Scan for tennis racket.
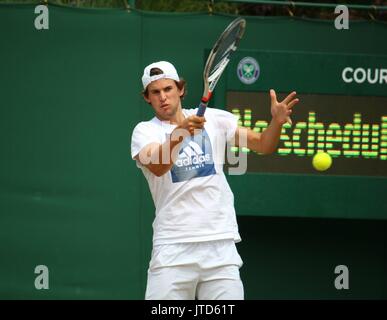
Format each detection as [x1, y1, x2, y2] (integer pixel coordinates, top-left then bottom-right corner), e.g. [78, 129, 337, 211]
[196, 18, 246, 117]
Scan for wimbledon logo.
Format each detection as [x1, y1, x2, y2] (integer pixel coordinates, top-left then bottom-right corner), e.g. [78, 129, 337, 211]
[237, 57, 260, 85]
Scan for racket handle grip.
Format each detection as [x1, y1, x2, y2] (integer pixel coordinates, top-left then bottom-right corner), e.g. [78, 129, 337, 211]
[197, 102, 208, 117]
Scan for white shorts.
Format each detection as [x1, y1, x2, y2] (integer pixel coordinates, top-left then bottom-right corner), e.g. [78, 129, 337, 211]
[145, 239, 244, 300]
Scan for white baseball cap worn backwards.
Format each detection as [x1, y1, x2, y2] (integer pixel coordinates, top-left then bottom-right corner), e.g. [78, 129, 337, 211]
[142, 61, 180, 90]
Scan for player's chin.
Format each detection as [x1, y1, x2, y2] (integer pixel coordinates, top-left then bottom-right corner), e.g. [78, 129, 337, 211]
[157, 109, 173, 120]
[162, 106, 176, 116]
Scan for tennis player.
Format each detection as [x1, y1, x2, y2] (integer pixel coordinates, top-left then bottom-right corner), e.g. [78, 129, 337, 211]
[131, 61, 299, 300]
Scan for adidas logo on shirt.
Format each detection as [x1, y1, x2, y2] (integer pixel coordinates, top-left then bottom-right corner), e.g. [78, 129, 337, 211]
[175, 141, 211, 168]
[170, 129, 216, 183]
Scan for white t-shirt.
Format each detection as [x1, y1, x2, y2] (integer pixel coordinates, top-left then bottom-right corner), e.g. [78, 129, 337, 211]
[131, 107, 241, 246]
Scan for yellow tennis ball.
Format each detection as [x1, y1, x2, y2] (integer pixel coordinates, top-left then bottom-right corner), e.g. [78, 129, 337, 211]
[312, 152, 332, 171]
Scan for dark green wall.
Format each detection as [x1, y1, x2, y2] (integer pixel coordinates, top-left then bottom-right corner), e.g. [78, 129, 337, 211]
[238, 216, 386, 299]
[0, 4, 386, 299]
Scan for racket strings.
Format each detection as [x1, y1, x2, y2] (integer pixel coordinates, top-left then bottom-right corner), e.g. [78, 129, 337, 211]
[211, 24, 244, 73]
[208, 58, 229, 83]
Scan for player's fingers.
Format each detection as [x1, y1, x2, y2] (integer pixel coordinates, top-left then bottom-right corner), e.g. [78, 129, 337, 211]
[193, 115, 206, 123]
[270, 89, 277, 105]
[282, 91, 297, 105]
[193, 119, 205, 127]
[189, 120, 204, 130]
[287, 98, 299, 109]
[194, 123, 204, 130]
[198, 117, 206, 123]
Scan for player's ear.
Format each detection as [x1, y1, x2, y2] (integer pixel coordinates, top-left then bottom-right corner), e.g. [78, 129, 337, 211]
[179, 86, 185, 99]
[143, 93, 151, 104]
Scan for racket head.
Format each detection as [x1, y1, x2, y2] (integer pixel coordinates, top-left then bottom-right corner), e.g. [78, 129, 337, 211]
[202, 17, 246, 101]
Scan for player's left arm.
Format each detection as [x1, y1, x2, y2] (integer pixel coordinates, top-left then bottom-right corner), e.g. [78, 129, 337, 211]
[234, 89, 299, 154]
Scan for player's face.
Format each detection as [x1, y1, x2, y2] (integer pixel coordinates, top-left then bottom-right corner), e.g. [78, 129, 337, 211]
[144, 79, 184, 120]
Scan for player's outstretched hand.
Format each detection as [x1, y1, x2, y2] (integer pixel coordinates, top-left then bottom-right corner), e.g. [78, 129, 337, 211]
[270, 89, 299, 125]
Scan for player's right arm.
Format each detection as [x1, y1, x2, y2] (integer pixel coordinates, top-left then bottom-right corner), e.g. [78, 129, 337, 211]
[135, 115, 205, 177]
[135, 139, 182, 177]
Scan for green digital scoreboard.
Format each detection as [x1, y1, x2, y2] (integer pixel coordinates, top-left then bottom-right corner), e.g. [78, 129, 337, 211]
[224, 50, 387, 178]
[227, 92, 387, 176]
